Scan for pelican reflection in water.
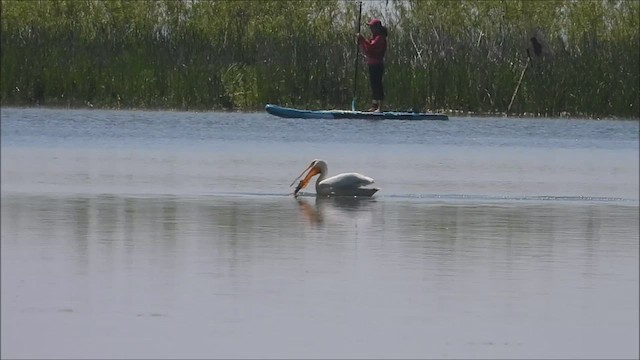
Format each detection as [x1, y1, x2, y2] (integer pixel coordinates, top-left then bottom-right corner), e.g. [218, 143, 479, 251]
[296, 196, 376, 226]
[290, 159, 379, 197]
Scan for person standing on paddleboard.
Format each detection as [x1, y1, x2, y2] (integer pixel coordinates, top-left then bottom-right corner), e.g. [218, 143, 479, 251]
[357, 18, 387, 112]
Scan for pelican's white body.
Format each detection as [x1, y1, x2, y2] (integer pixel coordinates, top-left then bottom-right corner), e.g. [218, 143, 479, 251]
[316, 171, 377, 197]
[292, 160, 379, 197]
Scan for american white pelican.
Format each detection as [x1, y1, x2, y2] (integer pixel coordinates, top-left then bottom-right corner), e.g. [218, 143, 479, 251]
[290, 159, 379, 197]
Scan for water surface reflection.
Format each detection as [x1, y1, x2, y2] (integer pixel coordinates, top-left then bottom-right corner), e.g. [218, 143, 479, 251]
[1, 194, 638, 359]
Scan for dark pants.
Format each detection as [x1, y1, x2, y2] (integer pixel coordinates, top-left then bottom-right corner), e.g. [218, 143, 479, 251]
[368, 63, 384, 101]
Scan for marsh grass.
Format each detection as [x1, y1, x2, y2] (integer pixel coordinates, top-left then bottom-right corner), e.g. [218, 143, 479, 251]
[1, 0, 638, 117]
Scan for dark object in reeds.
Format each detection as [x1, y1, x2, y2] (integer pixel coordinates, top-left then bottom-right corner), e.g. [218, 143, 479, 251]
[530, 37, 543, 57]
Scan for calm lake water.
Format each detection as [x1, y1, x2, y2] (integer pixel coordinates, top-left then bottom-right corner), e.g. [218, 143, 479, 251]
[1, 107, 638, 359]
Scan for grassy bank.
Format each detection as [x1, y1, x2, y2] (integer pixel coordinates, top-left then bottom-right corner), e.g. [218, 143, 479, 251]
[1, 0, 638, 118]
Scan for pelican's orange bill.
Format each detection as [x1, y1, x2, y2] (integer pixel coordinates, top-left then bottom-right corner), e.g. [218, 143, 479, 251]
[293, 180, 305, 196]
[290, 162, 314, 187]
[293, 166, 321, 196]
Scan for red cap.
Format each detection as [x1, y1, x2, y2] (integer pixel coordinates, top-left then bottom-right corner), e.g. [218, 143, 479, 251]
[367, 18, 381, 26]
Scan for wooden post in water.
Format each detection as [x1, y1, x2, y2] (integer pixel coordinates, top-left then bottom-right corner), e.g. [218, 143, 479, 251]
[507, 55, 530, 115]
[507, 37, 543, 116]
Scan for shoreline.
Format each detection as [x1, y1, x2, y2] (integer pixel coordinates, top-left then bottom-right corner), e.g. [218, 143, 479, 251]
[1, 103, 637, 121]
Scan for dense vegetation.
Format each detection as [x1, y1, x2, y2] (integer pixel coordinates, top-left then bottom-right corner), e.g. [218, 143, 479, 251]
[1, 0, 638, 117]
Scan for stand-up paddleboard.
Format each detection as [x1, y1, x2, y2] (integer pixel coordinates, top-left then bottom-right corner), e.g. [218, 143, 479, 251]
[265, 104, 448, 121]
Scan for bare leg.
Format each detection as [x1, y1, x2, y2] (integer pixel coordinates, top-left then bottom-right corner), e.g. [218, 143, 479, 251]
[367, 100, 378, 112]
[374, 100, 383, 112]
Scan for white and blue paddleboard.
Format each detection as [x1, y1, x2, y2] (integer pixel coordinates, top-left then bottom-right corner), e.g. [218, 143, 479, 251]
[265, 104, 448, 120]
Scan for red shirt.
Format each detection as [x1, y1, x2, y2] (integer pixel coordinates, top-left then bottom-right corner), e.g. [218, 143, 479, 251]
[359, 34, 386, 65]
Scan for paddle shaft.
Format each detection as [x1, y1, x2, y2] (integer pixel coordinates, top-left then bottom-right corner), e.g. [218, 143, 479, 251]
[351, 1, 362, 111]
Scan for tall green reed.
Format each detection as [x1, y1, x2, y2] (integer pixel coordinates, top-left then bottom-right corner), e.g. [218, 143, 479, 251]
[1, 0, 637, 117]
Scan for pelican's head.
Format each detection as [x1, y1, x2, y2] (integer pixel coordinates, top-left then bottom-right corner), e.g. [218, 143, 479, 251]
[290, 159, 327, 196]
